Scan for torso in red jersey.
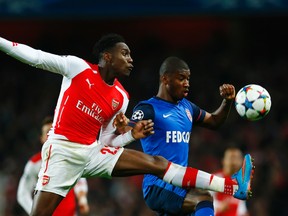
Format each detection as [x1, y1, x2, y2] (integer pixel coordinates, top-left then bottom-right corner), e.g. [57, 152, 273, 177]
[48, 60, 129, 145]
[214, 171, 247, 216]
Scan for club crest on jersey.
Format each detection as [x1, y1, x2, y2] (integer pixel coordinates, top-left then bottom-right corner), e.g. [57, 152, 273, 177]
[112, 98, 120, 110]
[185, 109, 192, 122]
[42, 175, 50, 186]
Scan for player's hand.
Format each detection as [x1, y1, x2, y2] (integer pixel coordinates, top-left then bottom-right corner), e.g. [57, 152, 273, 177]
[113, 112, 130, 134]
[131, 119, 154, 139]
[219, 84, 235, 101]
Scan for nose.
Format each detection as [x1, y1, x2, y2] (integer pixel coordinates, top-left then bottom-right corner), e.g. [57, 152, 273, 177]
[127, 55, 133, 63]
[184, 79, 189, 87]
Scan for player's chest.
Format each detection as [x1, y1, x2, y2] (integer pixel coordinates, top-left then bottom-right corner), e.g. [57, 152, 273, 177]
[155, 105, 193, 130]
[69, 71, 124, 117]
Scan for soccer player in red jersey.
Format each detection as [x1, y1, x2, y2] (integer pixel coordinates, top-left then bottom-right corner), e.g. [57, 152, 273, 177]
[17, 116, 90, 215]
[213, 147, 249, 216]
[0, 34, 253, 216]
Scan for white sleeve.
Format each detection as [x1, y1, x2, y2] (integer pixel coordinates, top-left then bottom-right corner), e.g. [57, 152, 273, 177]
[99, 111, 135, 147]
[17, 161, 39, 214]
[106, 130, 136, 147]
[74, 178, 88, 195]
[0, 37, 86, 78]
[99, 112, 136, 147]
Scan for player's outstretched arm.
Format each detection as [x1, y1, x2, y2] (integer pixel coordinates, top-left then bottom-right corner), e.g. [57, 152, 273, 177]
[0, 37, 49, 66]
[0, 36, 74, 76]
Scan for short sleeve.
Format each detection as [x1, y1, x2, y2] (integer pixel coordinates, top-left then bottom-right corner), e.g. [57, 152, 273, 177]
[129, 103, 154, 126]
[190, 102, 206, 123]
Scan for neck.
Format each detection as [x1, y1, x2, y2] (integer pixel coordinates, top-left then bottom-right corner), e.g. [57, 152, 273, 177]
[98, 65, 115, 85]
[157, 89, 177, 103]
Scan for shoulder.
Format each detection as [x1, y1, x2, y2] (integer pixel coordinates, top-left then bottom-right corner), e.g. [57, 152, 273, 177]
[130, 100, 155, 122]
[181, 98, 195, 108]
[114, 78, 129, 99]
[64, 56, 93, 78]
[29, 152, 42, 163]
[133, 100, 155, 115]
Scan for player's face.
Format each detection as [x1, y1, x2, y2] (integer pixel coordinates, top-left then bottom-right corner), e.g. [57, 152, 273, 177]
[109, 42, 133, 77]
[165, 70, 190, 101]
[223, 149, 243, 175]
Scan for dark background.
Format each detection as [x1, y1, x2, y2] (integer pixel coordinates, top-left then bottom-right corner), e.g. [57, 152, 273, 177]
[0, 1, 288, 215]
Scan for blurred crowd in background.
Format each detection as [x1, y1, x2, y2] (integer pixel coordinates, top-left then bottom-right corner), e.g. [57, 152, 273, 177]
[0, 7, 288, 216]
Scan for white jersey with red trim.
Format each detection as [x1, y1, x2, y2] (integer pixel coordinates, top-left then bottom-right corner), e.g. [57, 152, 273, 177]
[0, 37, 129, 145]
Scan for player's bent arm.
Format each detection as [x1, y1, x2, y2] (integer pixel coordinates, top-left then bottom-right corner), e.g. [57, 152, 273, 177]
[17, 161, 38, 214]
[199, 83, 235, 129]
[0, 37, 86, 78]
[100, 121, 135, 147]
[100, 120, 154, 147]
[199, 98, 234, 129]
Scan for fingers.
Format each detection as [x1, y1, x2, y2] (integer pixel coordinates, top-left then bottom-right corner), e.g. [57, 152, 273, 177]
[142, 119, 155, 135]
[219, 84, 235, 100]
[113, 112, 129, 127]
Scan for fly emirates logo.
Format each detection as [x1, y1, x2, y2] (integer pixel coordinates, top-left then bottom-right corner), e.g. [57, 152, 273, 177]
[166, 131, 191, 143]
[76, 100, 104, 123]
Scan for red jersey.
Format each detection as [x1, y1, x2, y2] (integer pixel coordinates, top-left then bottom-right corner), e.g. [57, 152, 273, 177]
[49, 61, 129, 145]
[213, 171, 248, 216]
[0, 39, 129, 145]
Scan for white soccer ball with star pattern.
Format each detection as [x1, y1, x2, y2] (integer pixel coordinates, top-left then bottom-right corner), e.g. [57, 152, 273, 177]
[235, 84, 271, 121]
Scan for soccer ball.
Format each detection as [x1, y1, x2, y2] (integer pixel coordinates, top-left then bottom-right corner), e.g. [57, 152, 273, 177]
[235, 84, 271, 121]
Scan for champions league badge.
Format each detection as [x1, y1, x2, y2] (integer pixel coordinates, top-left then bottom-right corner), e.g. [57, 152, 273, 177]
[132, 110, 144, 120]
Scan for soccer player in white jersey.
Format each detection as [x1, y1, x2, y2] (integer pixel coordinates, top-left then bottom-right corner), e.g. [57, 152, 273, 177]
[0, 34, 253, 216]
[17, 116, 90, 215]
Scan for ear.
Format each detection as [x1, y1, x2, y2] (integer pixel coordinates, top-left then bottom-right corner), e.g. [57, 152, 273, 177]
[103, 52, 112, 63]
[161, 74, 169, 85]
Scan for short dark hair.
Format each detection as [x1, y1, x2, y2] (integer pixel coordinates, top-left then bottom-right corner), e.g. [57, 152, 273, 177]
[93, 33, 126, 62]
[159, 56, 189, 75]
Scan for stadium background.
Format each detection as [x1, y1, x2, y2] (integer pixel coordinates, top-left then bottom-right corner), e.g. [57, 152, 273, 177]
[0, 0, 288, 215]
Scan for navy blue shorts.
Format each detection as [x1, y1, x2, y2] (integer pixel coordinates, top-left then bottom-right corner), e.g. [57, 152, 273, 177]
[145, 185, 194, 216]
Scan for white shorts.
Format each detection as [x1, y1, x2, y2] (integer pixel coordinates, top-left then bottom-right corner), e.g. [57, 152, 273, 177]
[35, 139, 124, 197]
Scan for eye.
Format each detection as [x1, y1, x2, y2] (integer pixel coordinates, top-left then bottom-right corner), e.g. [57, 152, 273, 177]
[121, 50, 130, 57]
[179, 75, 189, 81]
